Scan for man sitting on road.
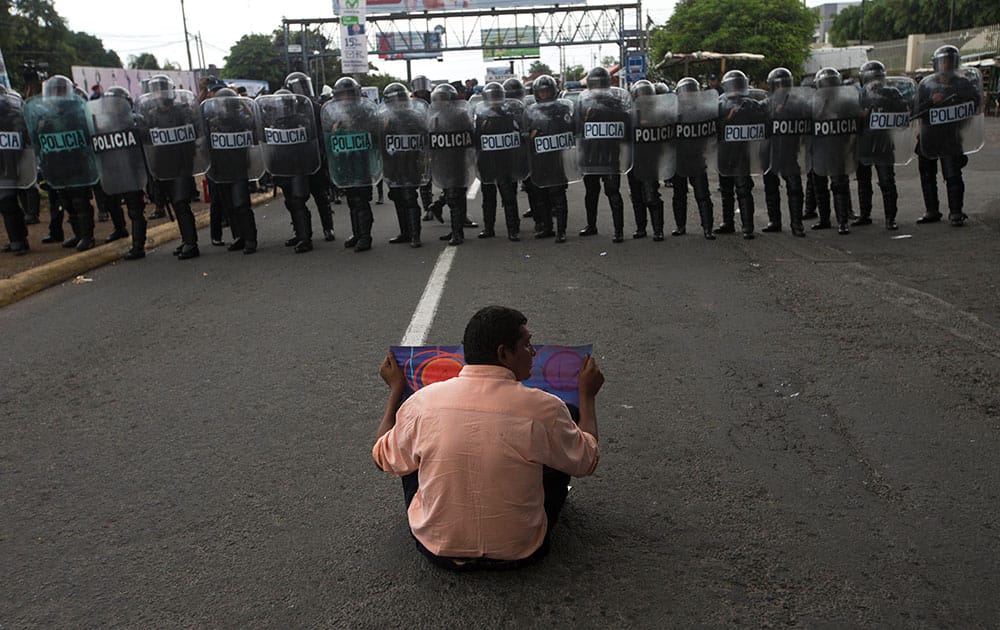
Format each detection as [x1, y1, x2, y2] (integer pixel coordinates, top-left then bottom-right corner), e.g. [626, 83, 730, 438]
[373, 306, 604, 570]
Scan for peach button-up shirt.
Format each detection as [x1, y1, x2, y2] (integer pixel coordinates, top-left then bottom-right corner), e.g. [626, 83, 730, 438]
[373, 364, 600, 560]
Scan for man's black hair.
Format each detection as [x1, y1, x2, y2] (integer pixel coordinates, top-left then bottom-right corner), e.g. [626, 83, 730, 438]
[463, 306, 527, 365]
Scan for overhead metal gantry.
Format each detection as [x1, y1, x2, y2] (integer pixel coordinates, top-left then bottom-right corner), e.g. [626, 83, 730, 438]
[282, 3, 643, 76]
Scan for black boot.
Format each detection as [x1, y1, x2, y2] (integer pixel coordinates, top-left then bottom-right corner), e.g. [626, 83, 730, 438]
[353, 195, 374, 251]
[175, 205, 200, 259]
[788, 176, 805, 237]
[124, 204, 147, 260]
[945, 176, 966, 226]
[390, 204, 411, 243]
[62, 213, 81, 248]
[105, 201, 129, 241]
[407, 204, 422, 248]
[883, 187, 899, 231]
[76, 207, 97, 251]
[447, 192, 465, 246]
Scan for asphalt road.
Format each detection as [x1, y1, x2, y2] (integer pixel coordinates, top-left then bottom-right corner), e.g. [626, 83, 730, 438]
[2, 125, 999, 627]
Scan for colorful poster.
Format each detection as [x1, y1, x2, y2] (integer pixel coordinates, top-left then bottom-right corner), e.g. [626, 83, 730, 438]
[389, 344, 592, 407]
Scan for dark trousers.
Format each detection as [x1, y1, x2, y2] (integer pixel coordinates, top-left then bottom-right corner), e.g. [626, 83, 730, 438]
[719, 175, 755, 234]
[583, 174, 624, 233]
[0, 194, 28, 245]
[917, 152, 967, 218]
[400, 403, 580, 571]
[856, 162, 898, 221]
[763, 171, 804, 230]
[627, 172, 664, 234]
[481, 180, 520, 233]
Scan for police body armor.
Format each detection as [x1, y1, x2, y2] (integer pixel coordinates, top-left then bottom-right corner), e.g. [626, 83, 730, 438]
[674, 91, 718, 179]
[23, 91, 99, 189]
[475, 97, 529, 184]
[255, 93, 322, 177]
[717, 91, 768, 176]
[525, 97, 580, 188]
[88, 96, 148, 194]
[576, 86, 632, 175]
[379, 97, 429, 188]
[859, 76, 916, 166]
[632, 92, 677, 182]
[136, 88, 209, 180]
[0, 92, 37, 196]
[321, 95, 383, 188]
[811, 85, 862, 177]
[917, 67, 984, 159]
[202, 94, 264, 183]
[765, 86, 812, 178]
[428, 98, 475, 189]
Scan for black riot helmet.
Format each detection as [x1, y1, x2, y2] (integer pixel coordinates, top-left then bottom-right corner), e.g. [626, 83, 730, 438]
[533, 74, 558, 102]
[431, 83, 459, 103]
[274, 88, 292, 95]
[932, 45, 960, 76]
[215, 87, 238, 98]
[411, 75, 432, 94]
[654, 82, 671, 95]
[586, 66, 611, 89]
[502, 78, 525, 100]
[147, 74, 175, 98]
[675, 77, 701, 94]
[630, 79, 655, 98]
[104, 85, 131, 102]
[42, 74, 75, 98]
[814, 66, 842, 88]
[285, 72, 314, 97]
[766, 67, 794, 91]
[382, 82, 410, 104]
[483, 81, 505, 103]
[859, 61, 886, 86]
[333, 76, 361, 101]
[721, 70, 750, 96]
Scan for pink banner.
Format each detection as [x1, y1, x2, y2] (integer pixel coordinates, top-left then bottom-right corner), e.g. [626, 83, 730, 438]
[71, 66, 198, 102]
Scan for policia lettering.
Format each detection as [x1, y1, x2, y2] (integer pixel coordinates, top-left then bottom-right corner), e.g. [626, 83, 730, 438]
[263, 127, 307, 145]
[91, 130, 139, 153]
[39, 130, 87, 153]
[327, 132, 373, 153]
[429, 131, 473, 149]
[0, 131, 23, 149]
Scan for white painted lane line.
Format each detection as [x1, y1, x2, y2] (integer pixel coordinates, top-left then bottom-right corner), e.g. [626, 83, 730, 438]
[400, 246, 457, 345]
[467, 177, 481, 200]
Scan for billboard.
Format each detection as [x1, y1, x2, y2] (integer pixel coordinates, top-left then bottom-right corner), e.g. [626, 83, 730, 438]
[481, 27, 540, 61]
[376, 31, 444, 60]
[335, 0, 582, 12]
[71, 66, 198, 101]
[339, 0, 369, 74]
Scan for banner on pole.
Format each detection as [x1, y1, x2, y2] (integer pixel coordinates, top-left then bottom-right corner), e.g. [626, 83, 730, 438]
[338, 0, 369, 74]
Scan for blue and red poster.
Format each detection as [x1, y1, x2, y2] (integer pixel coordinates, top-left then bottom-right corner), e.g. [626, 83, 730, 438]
[389, 345, 592, 407]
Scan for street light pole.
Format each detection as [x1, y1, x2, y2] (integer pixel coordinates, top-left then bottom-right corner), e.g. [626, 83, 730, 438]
[180, 0, 194, 71]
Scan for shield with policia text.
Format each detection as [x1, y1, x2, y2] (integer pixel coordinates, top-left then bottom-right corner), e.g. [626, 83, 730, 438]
[321, 95, 383, 188]
[202, 94, 264, 184]
[525, 97, 580, 188]
[475, 97, 529, 184]
[632, 92, 677, 181]
[379, 97, 429, 188]
[917, 67, 984, 159]
[87, 95, 147, 194]
[859, 76, 916, 166]
[428, 98, 475, 189]
[255, 93, 322, 177]
[811, 85, 861, 177]
[0, 91, 37, 194]
[136, 88, 209, 180]
[23, 90, 99, 189]
[764, 86, 812, 177]
[576, 86, 632, 175]
[673, 90, 717, 179]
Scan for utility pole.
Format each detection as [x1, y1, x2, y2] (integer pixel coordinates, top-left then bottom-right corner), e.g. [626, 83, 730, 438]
[180, 0, 194, 71]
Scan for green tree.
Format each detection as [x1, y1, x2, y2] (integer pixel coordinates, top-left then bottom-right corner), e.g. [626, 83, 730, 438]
[127, 53, 160, 70]
[223, 33, 285, 91]
[359, 71, 407, 94]
[648, 0, 818, 83]
[2, 0, 77, 90]
[600, 55, 618, 67]
[528, 60, 553, 76]
[70, 31, 122, 68]
[830, 0, 1000, 46]
[563, 64, 586, 82]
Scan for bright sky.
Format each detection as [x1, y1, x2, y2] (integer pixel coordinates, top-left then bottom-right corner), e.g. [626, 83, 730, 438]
[55, 0, 830, 85]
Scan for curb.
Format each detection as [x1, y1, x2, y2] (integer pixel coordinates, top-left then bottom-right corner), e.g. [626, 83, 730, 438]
[0, 192, 276, 308]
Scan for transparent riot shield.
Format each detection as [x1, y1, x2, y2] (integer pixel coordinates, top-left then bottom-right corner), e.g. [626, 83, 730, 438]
[379, 99, 429, 188]
[202, 95, 264, 183]
[0, 93, 37, 190]
[632, 93, 677, 182]
[811, 85, 861, 177]
[674, 91, 718, 179]
[576, 87, 632, 175]
[321, 97, 383, 188]
[255, 93, 322, 177]
[23, 93, 99, 189]
[858, 76, 916, 166]
[917, 67, 984, 159]
[475, 98, 529, 184]
[765, 86, 812, 177]
[87, 96, 147, 194]
[717, 95, 768, 177]
[525, 98, 580, 188]
[428, 99, 475, 189]
[136, 89, 209, 180]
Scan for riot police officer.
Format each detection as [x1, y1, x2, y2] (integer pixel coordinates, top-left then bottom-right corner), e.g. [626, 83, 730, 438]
[716, 70, 766, 239]
[671, 77, 716, 239]
[916, 45, 982, 226]
[524, 74, 577, 243]
[428, 83, 475, 245]
[322, 76, 380, 252]
[810, 67, 860, 235]
[0, 85, 33, 255]
[627, 80, 670, 241]
[475, 81, 524, 241]
[380, 82, 427, 247]
[577, 66, 631, 242]
[284, 72, 336, 245]
[762, 67, 809, 236]
[854, 61, 909, 230]
[411, 75, 443, 224]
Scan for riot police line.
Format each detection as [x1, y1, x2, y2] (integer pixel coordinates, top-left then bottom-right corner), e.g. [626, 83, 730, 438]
[0, 45, 985, 261]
